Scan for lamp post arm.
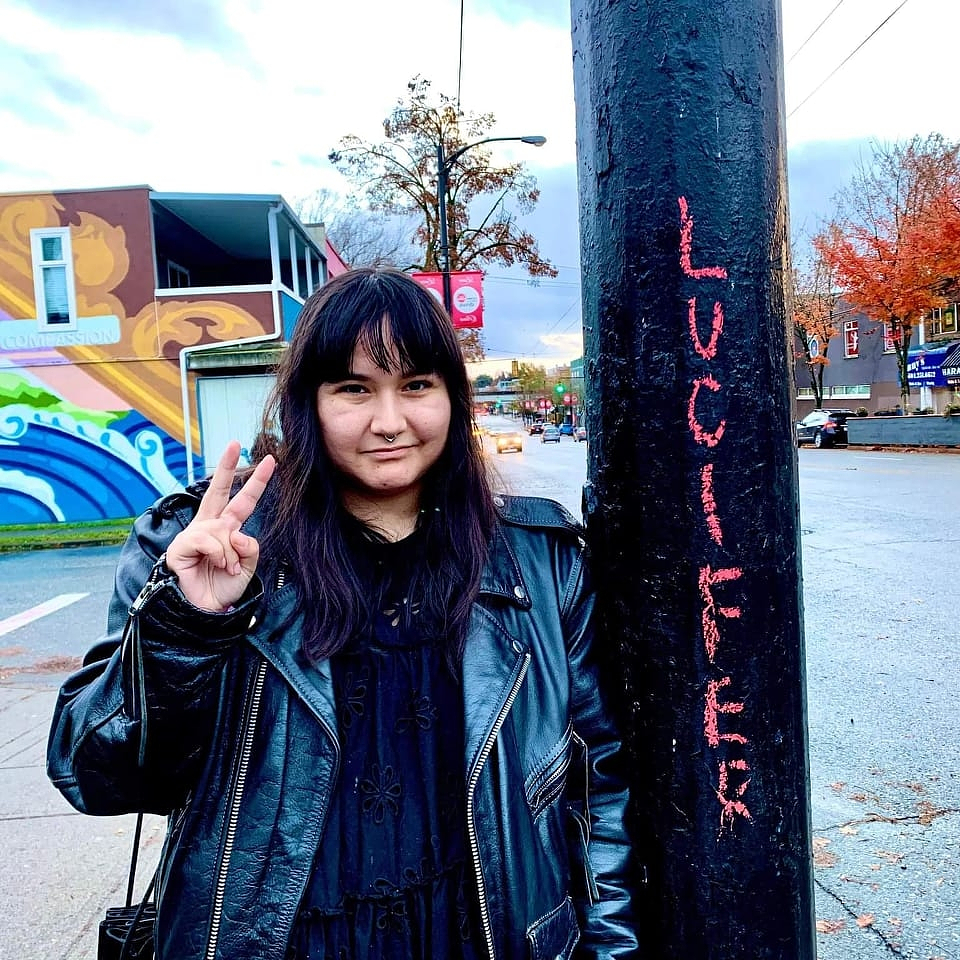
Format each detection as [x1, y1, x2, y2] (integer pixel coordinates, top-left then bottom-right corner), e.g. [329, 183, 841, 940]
[436, 133, 544, 316]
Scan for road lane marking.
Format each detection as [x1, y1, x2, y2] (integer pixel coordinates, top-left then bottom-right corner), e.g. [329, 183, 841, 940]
[0, 593, 89, 637]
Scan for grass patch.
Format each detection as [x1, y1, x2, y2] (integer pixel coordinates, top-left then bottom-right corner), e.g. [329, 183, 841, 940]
[0, 518, 134, 553]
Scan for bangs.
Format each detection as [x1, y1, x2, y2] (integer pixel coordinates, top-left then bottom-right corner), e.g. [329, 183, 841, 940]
[304, 271, 462, 384]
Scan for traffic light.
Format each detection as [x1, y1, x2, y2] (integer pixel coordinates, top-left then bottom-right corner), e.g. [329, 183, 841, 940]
[554, 382, 565, 395]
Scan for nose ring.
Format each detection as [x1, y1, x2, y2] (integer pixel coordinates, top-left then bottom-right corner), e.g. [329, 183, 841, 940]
[383, 434, 397, 443]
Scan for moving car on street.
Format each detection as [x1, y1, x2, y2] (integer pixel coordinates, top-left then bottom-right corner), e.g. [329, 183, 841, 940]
[541, 425, 562, 443]
[795, 409, 852, 448]
[574, 426, 587, 442]
[559, 423, 574, 437]
[493, 430, 524, 454]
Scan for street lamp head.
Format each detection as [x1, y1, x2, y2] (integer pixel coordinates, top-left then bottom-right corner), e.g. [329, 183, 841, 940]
[521, 136, 547, 147]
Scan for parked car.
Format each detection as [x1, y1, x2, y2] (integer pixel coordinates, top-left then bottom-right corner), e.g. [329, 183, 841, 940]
[574, 425, 587, 442]
[528, 421, 545, 435]
[541, 425, 562, 443]
[493, 430, 524, 454]
[795, 409, 852, 448]
[558, 423, 574, 437]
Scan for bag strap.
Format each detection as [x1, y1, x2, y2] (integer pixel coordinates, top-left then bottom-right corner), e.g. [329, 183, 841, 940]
[119, 813, 159, 960]
[124, 813, 144, 907]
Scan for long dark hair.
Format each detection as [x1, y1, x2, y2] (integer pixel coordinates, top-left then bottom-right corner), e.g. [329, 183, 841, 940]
[259, 267, 496, 662]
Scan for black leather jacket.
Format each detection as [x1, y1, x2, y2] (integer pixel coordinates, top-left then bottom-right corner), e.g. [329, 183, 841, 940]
[47, 486, 637, 960]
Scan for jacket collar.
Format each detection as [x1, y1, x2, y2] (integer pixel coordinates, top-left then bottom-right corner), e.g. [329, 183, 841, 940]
[478, 517, 532, 610]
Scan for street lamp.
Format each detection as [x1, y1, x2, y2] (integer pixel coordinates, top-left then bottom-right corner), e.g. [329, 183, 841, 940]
[436, 134, 546, 313]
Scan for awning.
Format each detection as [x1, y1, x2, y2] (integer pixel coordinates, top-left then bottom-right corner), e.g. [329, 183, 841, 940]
[942, 341, 960, 384]
[907, 340, 960, 387]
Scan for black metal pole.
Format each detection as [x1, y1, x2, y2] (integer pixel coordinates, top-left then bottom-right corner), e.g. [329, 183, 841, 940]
[437, 142, 453, 314]
[571, 1, 815, 957]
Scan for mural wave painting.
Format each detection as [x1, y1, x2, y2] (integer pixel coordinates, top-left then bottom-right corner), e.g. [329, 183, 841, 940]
[0, 405, 193, 523]
[0, 466, 64, 523]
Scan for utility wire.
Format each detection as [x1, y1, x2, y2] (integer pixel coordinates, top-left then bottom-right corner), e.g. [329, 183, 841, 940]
[786, 0, 847, 64]
[787, 0, 913, 119]
[456, 0, 465, 113]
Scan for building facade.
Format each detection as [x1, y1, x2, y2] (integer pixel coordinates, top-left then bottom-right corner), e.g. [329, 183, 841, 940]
[0, 186, 342, 524]
[794, 304, 960, 417]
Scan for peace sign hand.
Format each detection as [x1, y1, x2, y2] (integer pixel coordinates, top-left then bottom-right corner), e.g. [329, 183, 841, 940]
[165, 442, 277, 613]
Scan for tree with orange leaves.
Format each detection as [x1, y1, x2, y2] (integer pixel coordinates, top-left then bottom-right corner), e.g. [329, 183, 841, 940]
[792, 236, 842, 409]
[816, 134, 960, 410]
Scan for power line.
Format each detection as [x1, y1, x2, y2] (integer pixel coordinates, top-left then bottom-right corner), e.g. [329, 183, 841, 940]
[456, 0, 465, 113]
[787, 0, 913, 119]
[786, 0, 847, 64]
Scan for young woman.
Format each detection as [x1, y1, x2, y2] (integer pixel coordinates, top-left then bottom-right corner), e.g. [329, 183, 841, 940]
[47, 268, 637, 959]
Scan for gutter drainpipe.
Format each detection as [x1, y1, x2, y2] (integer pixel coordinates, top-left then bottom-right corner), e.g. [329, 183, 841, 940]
[179, 202, 285, 485]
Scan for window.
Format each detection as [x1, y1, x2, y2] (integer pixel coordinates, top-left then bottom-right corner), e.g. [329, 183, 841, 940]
[30, 228, 77, 329]
[883, 323, 897, 354]
[932, 304, 958, 336]
[830, 384, 870, 398]
[843, 319, 859, 358]
[167, 261, 191, 288]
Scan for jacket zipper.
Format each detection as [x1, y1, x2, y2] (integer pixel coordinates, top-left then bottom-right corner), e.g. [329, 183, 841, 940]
[204, 564, 284, 959]
[466, 651, 530, 960]
[531, 744, 573, 815]
[205, 658, 267, 960]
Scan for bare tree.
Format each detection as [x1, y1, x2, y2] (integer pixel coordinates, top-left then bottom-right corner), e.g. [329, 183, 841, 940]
[293, 188, 415, 269]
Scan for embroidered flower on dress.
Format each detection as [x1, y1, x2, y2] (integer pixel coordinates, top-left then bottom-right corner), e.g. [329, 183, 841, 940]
[339, 666, 369, 729]
[395, 691, 437, 733]
[374, 896, 408, 932]
[382, 596, 421, 628]
[360, 763, 402, 823]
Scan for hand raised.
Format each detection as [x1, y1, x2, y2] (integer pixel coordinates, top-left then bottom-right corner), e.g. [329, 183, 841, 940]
[165, 442, 277, 612]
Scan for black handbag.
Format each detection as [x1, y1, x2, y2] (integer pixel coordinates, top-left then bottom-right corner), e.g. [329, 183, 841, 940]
[97, 813, 157, 960]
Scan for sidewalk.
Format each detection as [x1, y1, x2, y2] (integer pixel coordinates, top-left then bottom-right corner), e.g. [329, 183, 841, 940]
[0, 682, 163, 960]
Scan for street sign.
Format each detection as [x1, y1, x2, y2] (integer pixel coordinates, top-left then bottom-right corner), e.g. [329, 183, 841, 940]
[571, 394, 579, 404]
[563, 393, 571, 404]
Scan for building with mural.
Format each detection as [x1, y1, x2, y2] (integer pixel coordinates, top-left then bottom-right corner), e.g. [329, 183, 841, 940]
[0, 186, 344, 524]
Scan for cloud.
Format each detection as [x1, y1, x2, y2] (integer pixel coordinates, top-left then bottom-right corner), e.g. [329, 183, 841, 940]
[10, 0, 249, 55]
[481, 0, 569, 27]
[0, 41, 108, 127]
[787, 138, 871, 239]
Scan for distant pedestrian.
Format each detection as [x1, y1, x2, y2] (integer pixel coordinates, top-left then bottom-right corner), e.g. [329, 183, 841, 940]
[47, 267, 638, 959]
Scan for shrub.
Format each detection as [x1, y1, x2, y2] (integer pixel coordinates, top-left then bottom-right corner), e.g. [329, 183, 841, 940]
[855, 406, 869, 417]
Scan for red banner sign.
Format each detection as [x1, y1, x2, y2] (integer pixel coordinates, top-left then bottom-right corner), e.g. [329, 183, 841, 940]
[411, 271, 484, 329]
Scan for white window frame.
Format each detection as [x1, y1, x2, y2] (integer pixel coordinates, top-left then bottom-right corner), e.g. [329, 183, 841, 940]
[30, 227, 77, 331]
[883, 322, 896, 354]
[843, 319, 859, 358]
[167, 260, 191, 288]
[932, 304, 958, 336]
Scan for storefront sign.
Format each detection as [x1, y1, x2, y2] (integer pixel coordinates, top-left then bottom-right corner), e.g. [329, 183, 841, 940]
[907, 341, 959, 387]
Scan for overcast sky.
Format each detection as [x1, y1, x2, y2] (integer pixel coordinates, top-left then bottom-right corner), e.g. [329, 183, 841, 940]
[1, 0, 955, 372]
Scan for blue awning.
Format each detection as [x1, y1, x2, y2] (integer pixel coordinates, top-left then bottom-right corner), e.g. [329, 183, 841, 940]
[942, 341, 960, 384]
[907, 340, 960, 387]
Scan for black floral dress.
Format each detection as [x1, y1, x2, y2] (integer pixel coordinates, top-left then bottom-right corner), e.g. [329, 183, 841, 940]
[287, 526, 483, 960]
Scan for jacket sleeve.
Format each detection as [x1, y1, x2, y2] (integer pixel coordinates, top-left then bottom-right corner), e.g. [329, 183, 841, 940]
[46, 494, 262, 816]
[563, 544, 640, 959]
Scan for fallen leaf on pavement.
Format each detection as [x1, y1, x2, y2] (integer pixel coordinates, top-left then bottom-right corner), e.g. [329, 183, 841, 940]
[856, 914, 875, 928]
[874, 850, 904, 865]
[816, 919, 847, 934]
